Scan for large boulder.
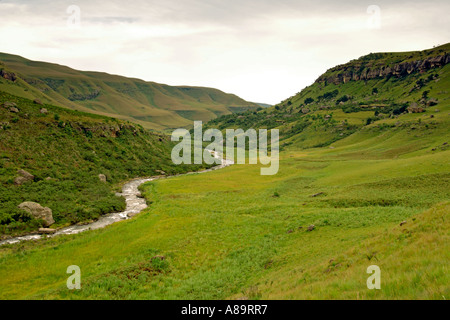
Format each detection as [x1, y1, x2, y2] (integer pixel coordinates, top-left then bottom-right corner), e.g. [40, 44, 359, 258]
[18, 202, 55, 227]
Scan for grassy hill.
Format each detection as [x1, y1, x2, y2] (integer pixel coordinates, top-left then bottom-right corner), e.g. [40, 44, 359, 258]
[0, 53, 259, 131]
[0, 91, 210, 237]
[0, 44, 448, 300]
[206, 43, 449, 151]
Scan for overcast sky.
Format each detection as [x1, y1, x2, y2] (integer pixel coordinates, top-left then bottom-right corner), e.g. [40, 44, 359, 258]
[0, 0, 449, 104]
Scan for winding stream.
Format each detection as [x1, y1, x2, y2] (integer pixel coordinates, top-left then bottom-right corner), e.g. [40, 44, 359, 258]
[0, 150, 233, 246]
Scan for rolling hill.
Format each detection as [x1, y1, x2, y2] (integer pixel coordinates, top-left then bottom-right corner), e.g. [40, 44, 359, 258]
[0, 53, 259, 131]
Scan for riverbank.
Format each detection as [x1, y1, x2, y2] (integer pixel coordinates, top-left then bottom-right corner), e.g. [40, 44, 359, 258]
[0, 150, 233, 246]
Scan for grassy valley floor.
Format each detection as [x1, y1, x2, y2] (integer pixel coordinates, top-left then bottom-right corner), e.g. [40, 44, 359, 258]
[0, 129, 448, 299]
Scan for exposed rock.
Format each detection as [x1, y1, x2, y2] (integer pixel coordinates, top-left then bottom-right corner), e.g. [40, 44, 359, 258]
[0, 69, 17, 82]
[14, 176, 30, 186]
[307, 225, 316, 232]
[14, 169, 34, 185]
[39, 228, 56, 234]
[18, 169, 34, 180]
[9, 107, 19, 113]
[301, 108, 310, 114]
[400, 221, 407, 227]
[316, 53, 450, 85]
[98, 174, 107, 182]
[1, 101, 17, 108]
[18, 202, 54, 227]
[33, 99, 43, 105]
[40, 108, 48, 114]
[407, 104, 425, 113]
[156, 170, 166, 175]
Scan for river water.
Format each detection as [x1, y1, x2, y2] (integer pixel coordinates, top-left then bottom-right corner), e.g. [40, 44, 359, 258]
[0, 150, 233, 246]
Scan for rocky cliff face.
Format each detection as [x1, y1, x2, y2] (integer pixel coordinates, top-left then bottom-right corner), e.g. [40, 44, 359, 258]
[316, 53, 450, 85]
[0, 69, 17, 82]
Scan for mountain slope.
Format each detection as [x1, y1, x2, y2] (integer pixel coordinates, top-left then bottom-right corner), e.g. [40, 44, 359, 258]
[205, 43, 450, 153]
[0, 91, 210, 236]
[0, 53, 259, 131]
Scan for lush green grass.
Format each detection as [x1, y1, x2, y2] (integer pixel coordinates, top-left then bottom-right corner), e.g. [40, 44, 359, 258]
[0, 44, 448, 300]
[0, 125, 448, 299]
[0, 91, 210, 236]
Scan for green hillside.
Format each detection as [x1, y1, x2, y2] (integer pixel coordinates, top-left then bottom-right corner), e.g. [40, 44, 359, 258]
[0, 53, 259, 131]
[206, 43, 450, 151]
[0, 91, 210, 237]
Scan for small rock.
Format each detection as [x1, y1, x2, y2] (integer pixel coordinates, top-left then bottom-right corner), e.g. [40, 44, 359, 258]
[14, 176, 30, 186]
[18, 169, 34, 180]
[18, 202, 54, 227]
[307, 225, 316, 232]
[39, 228, 56, 234]
[287, 229, 293, 234]
[14, 169, 34, 185]
[1, 101, 17, 108]
[98, 174, 107, 182]
[400, 221, 407, 227]
[33, 99, 43, 105]
[9, 107, 19, 113]
[40, 108, 48, 114]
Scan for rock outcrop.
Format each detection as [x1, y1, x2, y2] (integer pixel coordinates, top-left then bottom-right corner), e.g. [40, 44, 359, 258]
[18, 202, 55, 227]
[316, 53, 450, 85]
[0, 69, 17, 82]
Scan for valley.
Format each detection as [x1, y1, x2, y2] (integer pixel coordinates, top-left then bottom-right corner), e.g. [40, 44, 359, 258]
[0, 43, 448, 300]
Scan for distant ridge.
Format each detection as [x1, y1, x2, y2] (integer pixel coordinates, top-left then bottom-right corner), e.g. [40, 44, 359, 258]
[0, 53, 259, 131]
